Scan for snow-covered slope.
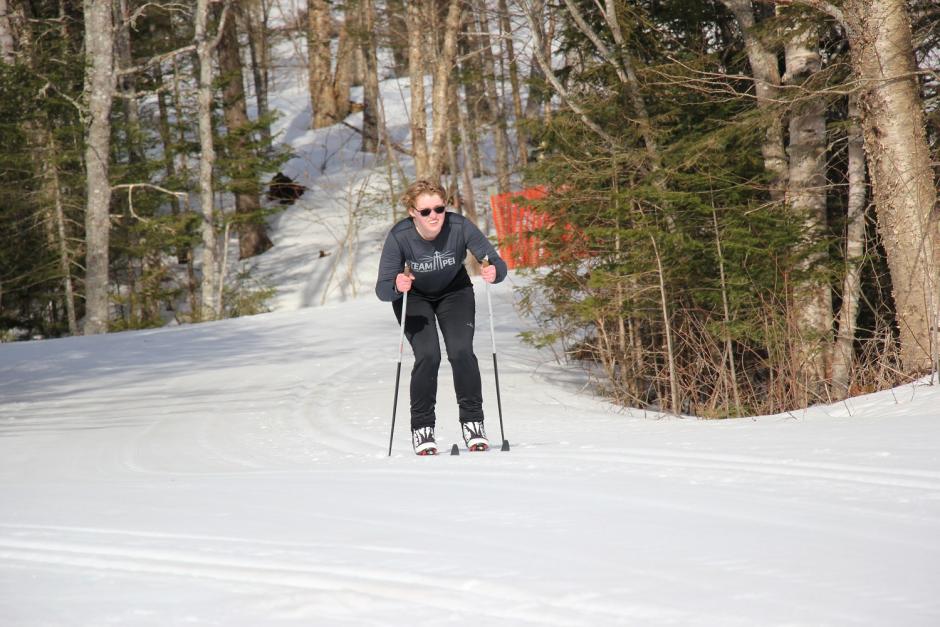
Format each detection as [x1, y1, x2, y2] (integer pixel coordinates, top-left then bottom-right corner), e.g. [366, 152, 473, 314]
[2, 278, 939, 626]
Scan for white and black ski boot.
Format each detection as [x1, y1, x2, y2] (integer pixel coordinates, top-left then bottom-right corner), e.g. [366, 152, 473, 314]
[412, 426, 438, 456]
[461, 421, 489, 452]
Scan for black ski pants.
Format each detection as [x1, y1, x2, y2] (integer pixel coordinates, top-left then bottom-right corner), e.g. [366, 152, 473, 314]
[393, 286, 483, 429]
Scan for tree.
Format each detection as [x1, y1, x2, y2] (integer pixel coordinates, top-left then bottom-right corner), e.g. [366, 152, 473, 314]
[0, 0, 16, 64]
[357, 0, 382, 152]
[789, 0, 940, 374]
[82, 0, 116, 335]
[308, 0, 352, 129]
[718, 0, 787, 201]
[427, 0, 462, 183]
[239, 0, 273, 148]
[831, 94, 867, 397]
[474, 0, 510, 192]
[407, 0, 429, 177]
[782, 11, 831, 401]
[195, 0, 223, 319]
[840, 0, 939, 375]
[216, 4, 273, 259]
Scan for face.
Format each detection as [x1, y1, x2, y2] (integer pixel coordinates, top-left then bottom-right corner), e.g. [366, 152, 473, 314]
[410, 193, 447, 240]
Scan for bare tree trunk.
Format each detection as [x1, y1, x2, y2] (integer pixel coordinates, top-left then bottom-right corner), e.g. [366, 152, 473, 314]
[407, 0, 429, 178]
[542, 9, 555, 126]
[33, 123, 79, 335]
[784, 25, 831, 401]
[427, 0, 462, 182]
[832, 94, 867, 398]
[712, 209, 742, 414]
[154, 63, 183, 222]
[497, 0, 526, 166]
[843, 0, 939, 374]
[457, 33, 483, 177]
[114, 0, 142, 163]
[520, 0, 618, 147]
[523, 0, 546, 119]
[333, 15, 353, 121]
[240, 0, 271, 147]
[720, 0, 788, 201]
[386, 0, 409, 75]
[170, 55, 199, 313]
[475, 0, 510, 192]
[359, 0, 381, 152]
[596, 0, 660, 169]
[651, 236, 679, 414]
[217, 6, 273, 259]
[195, 0, 222, 319]
[82, 0, 115, 335]
[0, 0, 16, 63]
[308, 0, 336, 128]
[452, 79, 478, 223]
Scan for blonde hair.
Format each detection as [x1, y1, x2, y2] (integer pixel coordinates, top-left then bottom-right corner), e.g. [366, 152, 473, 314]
[400, 179, 448, 212]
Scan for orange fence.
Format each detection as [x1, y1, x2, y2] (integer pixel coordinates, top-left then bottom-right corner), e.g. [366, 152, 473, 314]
[489, 186, 550, 269]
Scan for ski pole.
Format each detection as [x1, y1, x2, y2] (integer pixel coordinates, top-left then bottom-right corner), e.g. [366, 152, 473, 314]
[388, 263, 411, 457]
[482, 257, 510, 451]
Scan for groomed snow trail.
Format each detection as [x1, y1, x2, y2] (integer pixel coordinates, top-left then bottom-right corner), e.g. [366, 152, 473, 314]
[1, 278, 939, 626]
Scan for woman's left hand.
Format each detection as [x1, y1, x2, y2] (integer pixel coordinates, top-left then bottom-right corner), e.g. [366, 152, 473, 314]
[481, 264, 497, 284]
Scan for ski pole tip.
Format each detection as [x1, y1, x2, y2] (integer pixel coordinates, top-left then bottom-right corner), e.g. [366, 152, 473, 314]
[450, 443, 460, 456]
[501, 439, 510, 452]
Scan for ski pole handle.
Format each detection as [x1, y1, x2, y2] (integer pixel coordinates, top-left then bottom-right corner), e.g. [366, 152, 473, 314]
[397, 263, 411, 358]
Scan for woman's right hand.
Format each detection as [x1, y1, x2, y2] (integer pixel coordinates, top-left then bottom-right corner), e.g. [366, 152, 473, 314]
[395, 272, 414, 293]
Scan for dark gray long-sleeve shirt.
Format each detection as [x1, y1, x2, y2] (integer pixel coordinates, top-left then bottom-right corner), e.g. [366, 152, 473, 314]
[375, 213, 508, 302]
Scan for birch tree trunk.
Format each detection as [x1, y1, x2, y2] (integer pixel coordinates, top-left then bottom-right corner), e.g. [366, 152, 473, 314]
[82, 0, 115, 335]
[407, 0, 429, 178]
[832, 94, 867, 398]
[475, 0, 510, 193]
[784, 25, 831, 400]
[843, 0, 938, 374]
[217, 8, 273, 259]
[427, 0, 462, 183]
[720, 0, 788, 201]
[195, 0, 221, 319]
[0, 0, 16, 63]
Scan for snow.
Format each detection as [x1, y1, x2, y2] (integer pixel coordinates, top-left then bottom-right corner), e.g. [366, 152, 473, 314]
[3, 19, 940, 627]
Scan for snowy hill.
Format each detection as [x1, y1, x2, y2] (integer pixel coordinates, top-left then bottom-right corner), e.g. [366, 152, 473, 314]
[2, 21, 940, 627]
[2, 279, 940, 625]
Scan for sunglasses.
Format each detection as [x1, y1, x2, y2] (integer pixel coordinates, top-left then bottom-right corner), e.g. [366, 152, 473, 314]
[417, 205, 446, 217]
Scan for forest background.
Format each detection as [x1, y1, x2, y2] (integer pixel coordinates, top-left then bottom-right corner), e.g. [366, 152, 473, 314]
[0, 0, 937, 418]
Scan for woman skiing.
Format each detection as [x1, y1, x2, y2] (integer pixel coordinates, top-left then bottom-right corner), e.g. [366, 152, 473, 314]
[376, 180, 507, 455]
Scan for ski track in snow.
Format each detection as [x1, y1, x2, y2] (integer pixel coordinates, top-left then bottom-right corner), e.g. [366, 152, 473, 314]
[0, 525, 702, 625]
[2, 289, 940, 625]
